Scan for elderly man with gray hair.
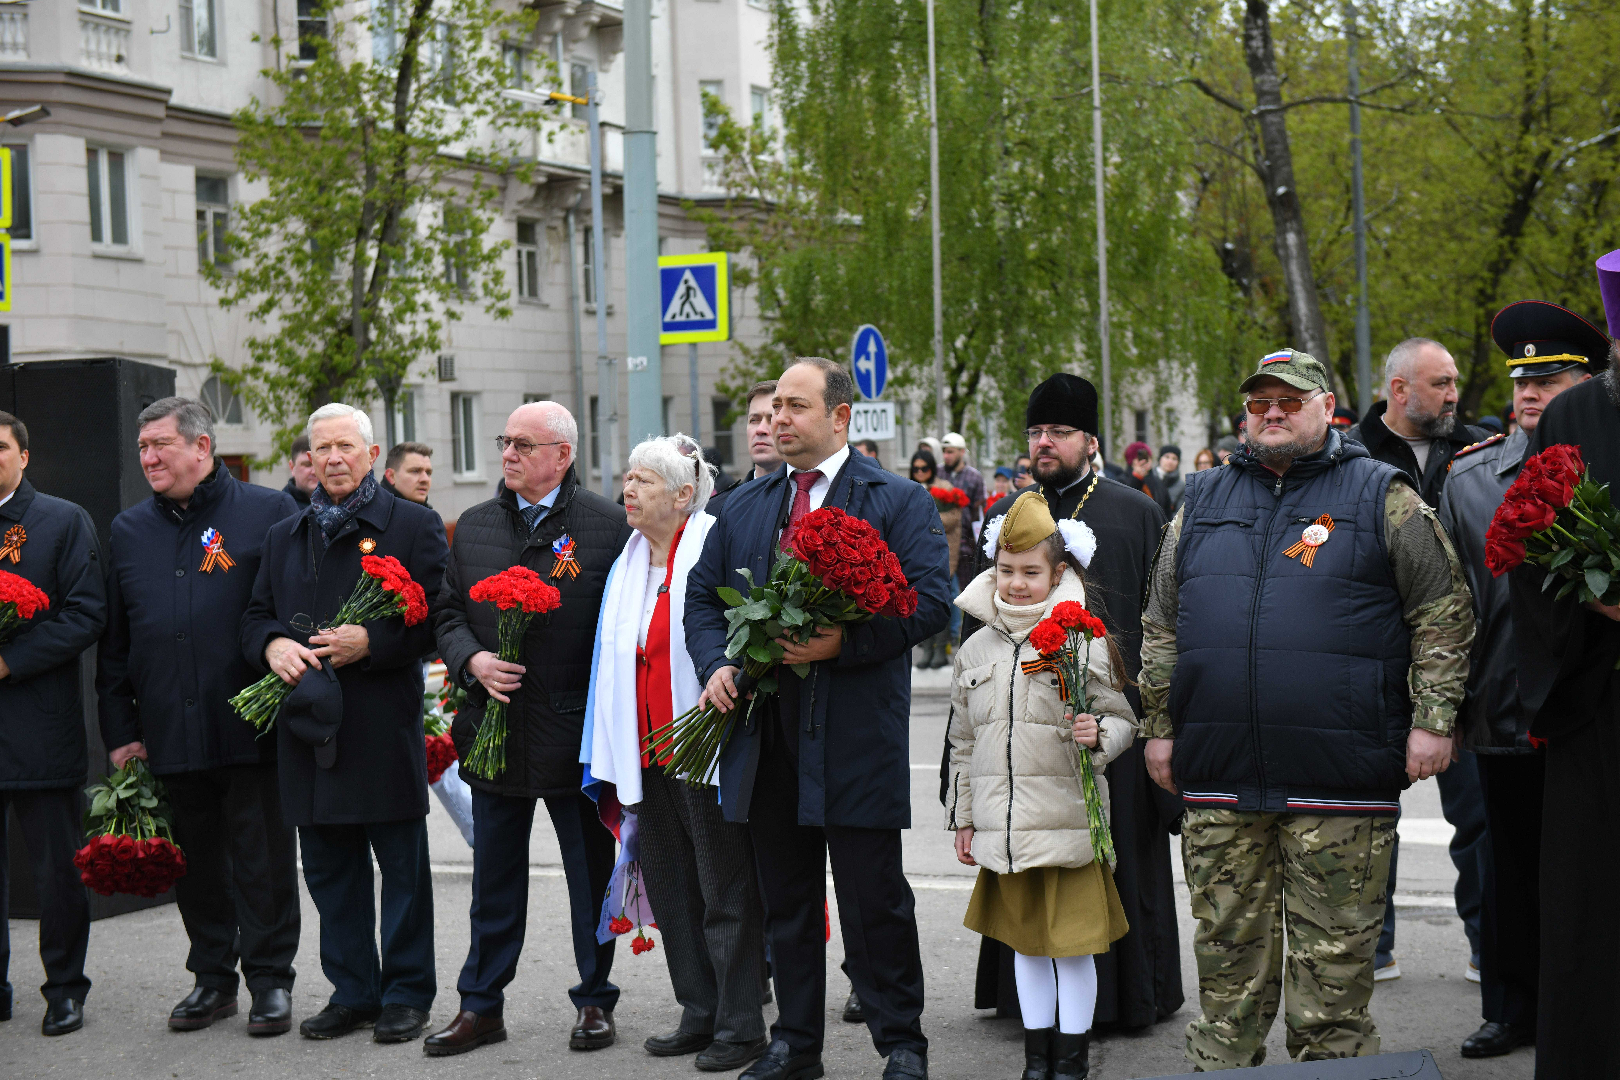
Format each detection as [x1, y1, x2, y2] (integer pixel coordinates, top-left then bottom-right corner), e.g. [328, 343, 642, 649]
[240, 402, 449, 1045]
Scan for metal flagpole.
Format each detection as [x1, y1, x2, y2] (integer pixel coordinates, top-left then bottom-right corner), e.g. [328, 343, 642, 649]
[1089, 0, 1113, 458]
[587, 69, 615, 498]
[1346, 0, 1373, 416]
[926, 0, 946, 441]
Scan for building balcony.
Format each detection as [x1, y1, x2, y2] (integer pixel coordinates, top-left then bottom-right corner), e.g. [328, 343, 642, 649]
[80, 10, 131, 74]
[0, 6, 27, 62]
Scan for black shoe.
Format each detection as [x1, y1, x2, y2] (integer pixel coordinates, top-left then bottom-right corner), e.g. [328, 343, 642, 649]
[374, 1004, 431, 1043]
[740, 1039, 824, 1080]
[299, 1002, 380, 1040]
[42, 998, 83, 1037]
[842, 990, 865, 1024]
[697, 1036, 770, 1072]
[247, 988, 292, 1036]
[1052, 1032, 1090, 1078]
[423, 1010, 506, 1056]
[1022, 1027, 1054, 1080]
[884, 1047, 927, 1079]
[1461, 1021, 1534, 1058]
[169, 986, 238, 1031]
[569, 1005, 616, 1050]
[644, 1028, 713, 1056]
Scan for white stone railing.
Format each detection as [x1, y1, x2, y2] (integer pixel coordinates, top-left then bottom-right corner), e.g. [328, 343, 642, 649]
[0, 9, 28, 61]
[80, 13, 131, 73]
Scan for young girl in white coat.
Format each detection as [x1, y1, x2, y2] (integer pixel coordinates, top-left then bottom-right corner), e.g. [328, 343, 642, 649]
[946, 490, 1135, 1080]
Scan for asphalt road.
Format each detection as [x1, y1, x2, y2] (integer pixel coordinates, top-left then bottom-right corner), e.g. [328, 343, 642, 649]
[1, 670, 1534, 1079]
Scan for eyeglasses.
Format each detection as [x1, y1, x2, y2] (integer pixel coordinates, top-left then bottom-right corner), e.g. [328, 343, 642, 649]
[494, 436, 567, 456]
[1023, 426, 1084, 443]
[1243, 391, 1322, 415]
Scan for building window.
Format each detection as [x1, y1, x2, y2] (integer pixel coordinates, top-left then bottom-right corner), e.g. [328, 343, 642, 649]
[662, 395, 674, 437]
[503, 44, 528, 90]
[570, 62, 591, 120]
[296, 0, 327, 62]
[581, 225, 597, 305]
[196, 175, 229, 267]
[80, 0, 123, 12]
[450, 392, 479, 474]
[86, 147, 131, 248]
[180, 0, 217, 58]
[371, 0, 397, 64]
[444, 205, 470, 290]
[220, 455, 250, 482]
[700, 80, 724, 149]
[516, 220, 540, 300]
[200, 375, 244, 425]
[1133, 408, 1149, 446]
[711, 399, 734, 466]
[391, 388, 417, 444]
[428, 20, 457, 94]
[1163, 408, 1178, 446]
[750, 86, 770, 130]
[588, 395, 600, 473]
[4, 144, 31, 243]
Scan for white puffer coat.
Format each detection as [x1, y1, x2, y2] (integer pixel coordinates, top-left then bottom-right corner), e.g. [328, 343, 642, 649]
[944, 566, 1135, 874]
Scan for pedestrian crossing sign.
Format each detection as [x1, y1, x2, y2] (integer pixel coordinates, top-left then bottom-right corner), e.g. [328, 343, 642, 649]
[0, 148, 11, 231]
[0, 234, 12, 313]
[658, 251, 729, 344]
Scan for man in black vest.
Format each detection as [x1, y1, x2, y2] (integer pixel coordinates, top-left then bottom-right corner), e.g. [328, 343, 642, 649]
[0, 411, 106, 1037]
[1140, 350, 1475, 1069]
[99, 397, 302, 1036]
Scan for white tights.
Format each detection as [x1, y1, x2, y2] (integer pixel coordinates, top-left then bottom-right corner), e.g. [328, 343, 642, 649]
[1013, 951, 1098, 1034]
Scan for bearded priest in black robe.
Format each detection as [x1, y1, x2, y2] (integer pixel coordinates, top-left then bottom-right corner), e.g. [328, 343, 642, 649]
[1508, 256, 1620, 1079]
[943, 373, 1184, 1030]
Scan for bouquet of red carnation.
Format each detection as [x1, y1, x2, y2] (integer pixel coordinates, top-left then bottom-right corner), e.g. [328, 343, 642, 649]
[1485, 445, 1620, 609]
[1023, 600, 1117, 867]
[462, 566, 563, 779]
[0, 568, 50, 646]
[930, 485, 970, 509]
[232, 554, 430, 733]
[73, 759, 187, 898]
[646, 506, 920, 784]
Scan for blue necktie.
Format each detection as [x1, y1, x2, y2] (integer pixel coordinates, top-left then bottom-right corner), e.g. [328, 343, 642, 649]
[521, 503, 546, 532]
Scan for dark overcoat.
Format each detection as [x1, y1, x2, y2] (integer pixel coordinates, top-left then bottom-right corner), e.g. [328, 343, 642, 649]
[240, 486, 448, 826]
[434, 467, 631, 799]
[685, 450, 952, 830]
[0, 478, 107, 790]
[98, 463, 300, 774]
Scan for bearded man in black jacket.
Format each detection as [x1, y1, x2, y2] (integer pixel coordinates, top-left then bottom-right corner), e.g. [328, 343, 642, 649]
[428, 401, 632, 1057]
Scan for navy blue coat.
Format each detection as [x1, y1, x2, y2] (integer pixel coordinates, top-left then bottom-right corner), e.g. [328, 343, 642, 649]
[240, 486, 448, 826]
[97, 463, 300, 774]
[686, 450, 952, 829]
[0, 478, 107, 790]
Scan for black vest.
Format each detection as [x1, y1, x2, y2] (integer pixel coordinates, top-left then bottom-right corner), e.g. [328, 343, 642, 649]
[1170, 434, 1411, 815]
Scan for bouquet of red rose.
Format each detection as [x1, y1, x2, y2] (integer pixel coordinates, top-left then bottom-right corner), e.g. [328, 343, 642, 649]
[1485, 444, 1620, 608]
[462, 566, 563, 779]
[73, 759, 187, 898]
[1023, 600, 1117, 867]
[645, 506, 919, 785]
[232, 554, 430, 733]
[930, 485, 970, 510]
[0, 568, 49, 646]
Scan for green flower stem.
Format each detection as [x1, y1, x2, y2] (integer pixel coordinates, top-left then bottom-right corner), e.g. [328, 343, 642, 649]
[463, 608, 539, 780]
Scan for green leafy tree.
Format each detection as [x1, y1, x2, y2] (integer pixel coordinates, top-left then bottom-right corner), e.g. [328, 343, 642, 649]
[208, 0, 546, 456]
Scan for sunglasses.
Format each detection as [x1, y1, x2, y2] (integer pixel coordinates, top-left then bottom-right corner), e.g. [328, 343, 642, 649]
[1244, 390, 1322, 415]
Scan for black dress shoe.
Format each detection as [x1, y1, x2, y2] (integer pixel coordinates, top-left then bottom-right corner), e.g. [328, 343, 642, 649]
[697, 1036, 769, 1072]
[42, 998, 83, 1037]
[1461, 1021, 1534, 1058]
[883, 1047, 927, 1079]
[1052, 1032, 1089, 1078]
[569, 1005, 616, 1050]
[644, 1028, 713, 1056]
[299, 1002, 380, 1040]
[247, 988, 292, 1036]
[1022, 1027, 1054, 1080]
[374, 1004, 431, 1043]
[423, 1010, 506, 1056]
[842, 990, 865, 1024]
[740, 1040, 824, 1080]
[169, 986, 238, 1031]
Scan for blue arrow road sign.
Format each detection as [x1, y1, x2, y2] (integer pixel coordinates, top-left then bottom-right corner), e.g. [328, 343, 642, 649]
[851, 324, 887, 400]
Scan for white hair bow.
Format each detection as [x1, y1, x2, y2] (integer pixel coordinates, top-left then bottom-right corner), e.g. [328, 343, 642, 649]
[1057, 519, 1097, 569]
[981, 515, 1005, 560]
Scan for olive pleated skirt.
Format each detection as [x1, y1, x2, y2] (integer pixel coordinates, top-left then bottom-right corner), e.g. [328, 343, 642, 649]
[963, 860, 1130, 958]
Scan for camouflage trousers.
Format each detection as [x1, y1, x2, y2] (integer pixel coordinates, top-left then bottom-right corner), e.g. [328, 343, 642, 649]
[1181, 809, 1397, 1071]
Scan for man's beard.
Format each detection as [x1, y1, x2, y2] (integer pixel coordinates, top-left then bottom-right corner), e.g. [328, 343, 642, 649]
[1247, 433, 1322, 469]
[1604, 343, 1620, 409]
[1404, 401, 1457, 439]
[1032, 456, 1084, 490]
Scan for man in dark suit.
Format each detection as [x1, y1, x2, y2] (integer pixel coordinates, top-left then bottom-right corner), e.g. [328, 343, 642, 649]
[687, 358, 953, 1080]
[240, 403, 448, 1045]
[0, 410, 106, 1037]
[99, 397, 301, 1036]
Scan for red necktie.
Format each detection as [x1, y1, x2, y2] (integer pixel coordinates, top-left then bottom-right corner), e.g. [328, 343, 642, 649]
[781, 469, 822, 552]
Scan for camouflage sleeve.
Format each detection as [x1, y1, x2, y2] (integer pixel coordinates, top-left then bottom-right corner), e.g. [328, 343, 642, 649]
[1137, 507, 1183, 739]
[1385, 480, 1475, 736]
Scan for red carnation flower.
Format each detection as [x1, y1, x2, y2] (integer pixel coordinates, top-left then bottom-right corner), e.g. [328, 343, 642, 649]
[608, 915, 634, 936]
[1050, 602, 1085, 630]
[1029, 618, 1068, 656]
[630, 931, 657, 955]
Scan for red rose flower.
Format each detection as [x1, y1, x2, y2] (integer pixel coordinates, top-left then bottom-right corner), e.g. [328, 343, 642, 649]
[425, 732, 459, 785]
[1485, 534, 1527, 576]
[1494, 493, 1557, 539]
[1028, 618, 1068, 656]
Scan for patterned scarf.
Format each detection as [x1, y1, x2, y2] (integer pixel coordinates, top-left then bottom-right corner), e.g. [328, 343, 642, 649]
[310, 471, 379, 541]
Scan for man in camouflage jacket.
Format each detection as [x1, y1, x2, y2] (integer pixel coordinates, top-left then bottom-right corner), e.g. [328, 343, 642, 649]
[1138, 350, 1473, 1070]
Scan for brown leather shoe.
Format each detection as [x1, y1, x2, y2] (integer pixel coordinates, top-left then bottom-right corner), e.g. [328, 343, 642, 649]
[569, 1005, 615, 1050]
[422, 1010, 506, 1057]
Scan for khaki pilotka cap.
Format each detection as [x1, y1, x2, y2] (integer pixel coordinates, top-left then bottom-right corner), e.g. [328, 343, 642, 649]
[1238, 349, 1333, 395]
[996, 490, 1059, 554]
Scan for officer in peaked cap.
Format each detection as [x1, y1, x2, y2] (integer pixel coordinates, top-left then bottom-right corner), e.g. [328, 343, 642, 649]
[1490, 299, 1609, 381]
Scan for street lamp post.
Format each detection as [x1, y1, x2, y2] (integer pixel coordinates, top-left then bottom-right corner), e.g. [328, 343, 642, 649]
[586, 70, 616, 498]
[1346, 0, 1373, 416]
[1089, 0, 1113, 458]
[926, 0, 946, 441]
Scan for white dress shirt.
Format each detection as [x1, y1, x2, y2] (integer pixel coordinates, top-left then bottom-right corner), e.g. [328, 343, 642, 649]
[785, 444, 851, 512]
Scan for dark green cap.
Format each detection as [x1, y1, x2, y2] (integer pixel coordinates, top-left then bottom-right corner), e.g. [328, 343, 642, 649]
[1239, 349, 1332, 394]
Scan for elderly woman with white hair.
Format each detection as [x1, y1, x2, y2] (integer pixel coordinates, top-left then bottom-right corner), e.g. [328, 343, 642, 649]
[582, 435, 768, 1071]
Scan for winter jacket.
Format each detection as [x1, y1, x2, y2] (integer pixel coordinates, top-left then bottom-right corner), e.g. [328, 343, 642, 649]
[0, 478, 107, 790]
[434, 466, 632, 799]
[98, 463, 300, 774]
[1347, 400, 1487, 508]
[944, 568, 1134, 874]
